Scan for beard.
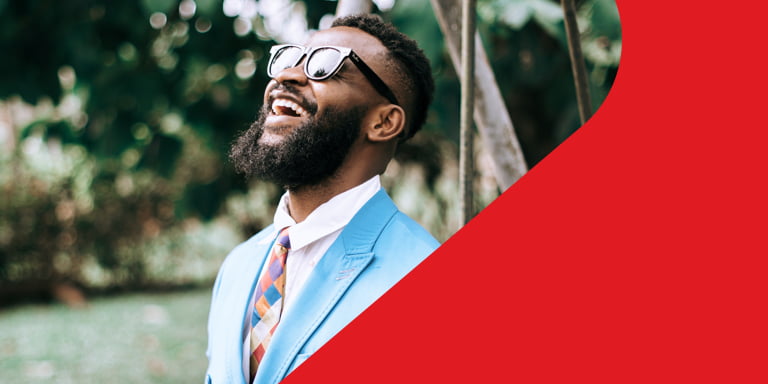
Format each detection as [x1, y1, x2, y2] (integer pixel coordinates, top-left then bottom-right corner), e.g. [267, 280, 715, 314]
[229, 103, 364, 190]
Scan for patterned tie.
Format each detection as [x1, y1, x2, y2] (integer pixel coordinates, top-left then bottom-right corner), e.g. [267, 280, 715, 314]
[249, 227, 291, 380]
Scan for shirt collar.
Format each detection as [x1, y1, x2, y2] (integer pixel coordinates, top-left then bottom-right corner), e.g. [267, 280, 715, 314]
[265, 175, 382, 250]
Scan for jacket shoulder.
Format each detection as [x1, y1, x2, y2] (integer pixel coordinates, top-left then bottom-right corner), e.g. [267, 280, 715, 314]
[376, 210, 440, 256]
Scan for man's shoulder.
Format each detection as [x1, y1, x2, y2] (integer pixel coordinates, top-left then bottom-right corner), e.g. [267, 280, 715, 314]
[350, 189, 440, 251]
[337, 205, 438, 301]
[378, 210, 440, 254]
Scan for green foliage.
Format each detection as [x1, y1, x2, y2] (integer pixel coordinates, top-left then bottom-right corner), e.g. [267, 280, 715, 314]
[480, 0, 566, 42]
[0, 131, 241, 297]
[0, 1, 276, 293]
[1, 1, 270, 214]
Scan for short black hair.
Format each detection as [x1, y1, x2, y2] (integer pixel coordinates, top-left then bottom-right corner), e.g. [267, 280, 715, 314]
[332, 14, 434, 140]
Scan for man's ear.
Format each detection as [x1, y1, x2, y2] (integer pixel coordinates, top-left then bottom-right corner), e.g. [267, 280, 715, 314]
[365, 104, 406, 142]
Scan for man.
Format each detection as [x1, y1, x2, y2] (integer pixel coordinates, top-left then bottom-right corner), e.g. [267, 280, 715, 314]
[205, 14, 438, 384]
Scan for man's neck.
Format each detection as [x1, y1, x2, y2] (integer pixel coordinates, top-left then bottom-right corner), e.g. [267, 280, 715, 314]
[286, 176, 371, 223]
[285, 186, 333, 223]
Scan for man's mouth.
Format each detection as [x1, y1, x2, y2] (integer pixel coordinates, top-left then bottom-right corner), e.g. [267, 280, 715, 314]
[270, 98, 309, 118]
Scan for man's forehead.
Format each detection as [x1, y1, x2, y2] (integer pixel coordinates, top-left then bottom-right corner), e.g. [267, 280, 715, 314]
[305, 27, 385, 57]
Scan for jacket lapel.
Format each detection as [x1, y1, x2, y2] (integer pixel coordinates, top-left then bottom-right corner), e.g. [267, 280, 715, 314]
[223, 230, 275, 384]
[255, 190, 398, 384]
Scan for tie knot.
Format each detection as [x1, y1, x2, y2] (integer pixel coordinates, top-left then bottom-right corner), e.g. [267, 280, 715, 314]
[277, 227, 291, 250]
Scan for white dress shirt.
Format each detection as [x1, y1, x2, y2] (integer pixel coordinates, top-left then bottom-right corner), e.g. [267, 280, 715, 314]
[242, 175, 381, 379]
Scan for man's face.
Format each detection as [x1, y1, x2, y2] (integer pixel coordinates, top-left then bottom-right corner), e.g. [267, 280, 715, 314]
[230, 27, 395, 189]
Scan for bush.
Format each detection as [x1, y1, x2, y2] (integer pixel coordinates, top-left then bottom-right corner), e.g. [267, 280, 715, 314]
[0, 117, 250, 303]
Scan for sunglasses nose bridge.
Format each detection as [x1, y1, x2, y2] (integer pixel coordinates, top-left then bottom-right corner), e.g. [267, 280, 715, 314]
[271, 60, 309, 85]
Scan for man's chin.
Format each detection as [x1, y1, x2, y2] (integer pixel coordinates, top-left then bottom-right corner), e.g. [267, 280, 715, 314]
[259, 116, 307, 144]
[258, 125, 294, 145]
[257, 130, 285, 145]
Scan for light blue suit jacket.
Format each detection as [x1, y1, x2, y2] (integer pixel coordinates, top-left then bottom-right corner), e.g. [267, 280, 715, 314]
[205, 190, 439, 384]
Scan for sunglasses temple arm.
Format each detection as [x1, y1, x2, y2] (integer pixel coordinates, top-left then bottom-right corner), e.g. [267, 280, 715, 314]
[349, 53, 400, 106]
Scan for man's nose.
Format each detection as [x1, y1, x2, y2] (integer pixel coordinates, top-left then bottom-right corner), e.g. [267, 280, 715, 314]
[272, 61, 308, 86]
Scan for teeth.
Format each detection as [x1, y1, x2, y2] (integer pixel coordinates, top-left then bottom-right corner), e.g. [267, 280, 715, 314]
[271, 99, 307, 117]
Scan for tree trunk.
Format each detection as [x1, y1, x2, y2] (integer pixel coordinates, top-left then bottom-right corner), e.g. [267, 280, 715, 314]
[430, 0, 528, 191]
[458, 0, 476, 224]
[561, 0, 593, 124]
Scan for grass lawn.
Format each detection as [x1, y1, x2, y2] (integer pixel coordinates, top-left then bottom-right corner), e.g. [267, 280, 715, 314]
[0, 288, 213, 383]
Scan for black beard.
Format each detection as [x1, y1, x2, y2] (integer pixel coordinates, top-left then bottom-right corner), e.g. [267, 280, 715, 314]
[229, 104, 364, 190]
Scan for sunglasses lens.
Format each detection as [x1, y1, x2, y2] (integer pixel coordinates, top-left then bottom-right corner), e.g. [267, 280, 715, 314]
[269, 46, 304, 77]
[306, 48, 343, 79]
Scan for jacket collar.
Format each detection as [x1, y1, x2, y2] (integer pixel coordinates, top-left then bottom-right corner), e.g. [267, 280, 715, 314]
[254, 189, 398, 384]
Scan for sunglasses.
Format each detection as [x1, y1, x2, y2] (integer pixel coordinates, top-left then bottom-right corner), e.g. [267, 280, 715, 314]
[267, 44, 399, 106]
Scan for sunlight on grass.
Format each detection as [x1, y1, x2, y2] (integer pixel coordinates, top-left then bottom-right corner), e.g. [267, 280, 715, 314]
[0, 289, 212, 383]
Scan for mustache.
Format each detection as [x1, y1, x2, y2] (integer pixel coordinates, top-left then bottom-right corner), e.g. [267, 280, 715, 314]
[265, 82, 318, 115]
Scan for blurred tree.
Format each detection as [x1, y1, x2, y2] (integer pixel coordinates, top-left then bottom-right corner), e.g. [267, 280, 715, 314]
[1, 0, 274, 217]
[0, 0, 278, 302]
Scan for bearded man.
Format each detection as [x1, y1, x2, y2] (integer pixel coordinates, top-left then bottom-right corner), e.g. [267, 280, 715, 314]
[205, 14, 438, 384]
